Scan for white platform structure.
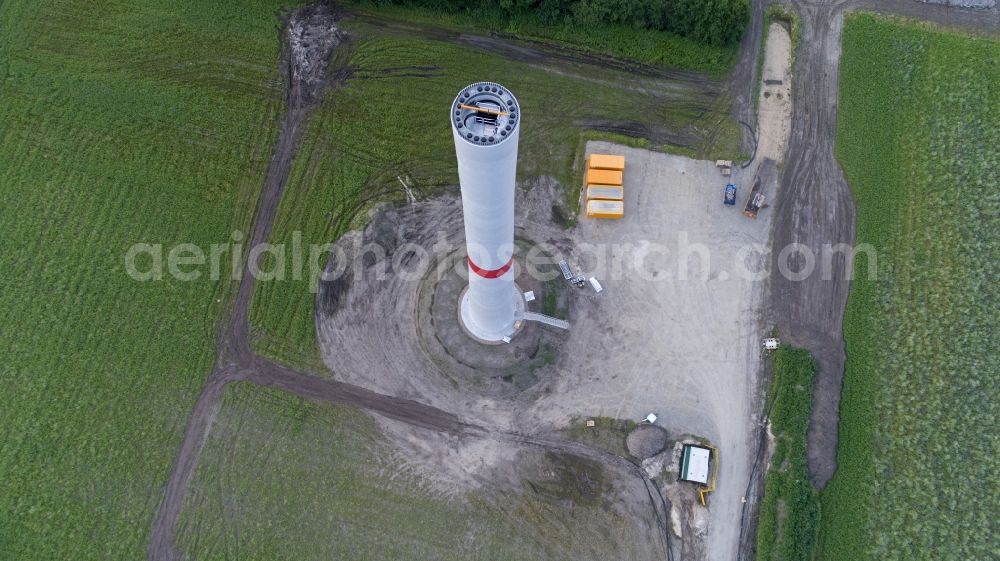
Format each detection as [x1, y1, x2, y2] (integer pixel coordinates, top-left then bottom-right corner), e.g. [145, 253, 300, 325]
[451, 82, 523, 343]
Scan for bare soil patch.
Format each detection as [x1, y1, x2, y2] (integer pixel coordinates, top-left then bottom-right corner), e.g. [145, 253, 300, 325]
[314, 138, 780, 561]
[756, 22, 793, 163]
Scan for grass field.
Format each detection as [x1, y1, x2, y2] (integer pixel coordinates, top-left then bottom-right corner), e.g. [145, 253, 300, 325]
[248, 13, 741, 368]
[176, 383, 647, 560]
[754, 347, 818, 561]
[818, 14, 999, 561]
[0, 1, 290, 558]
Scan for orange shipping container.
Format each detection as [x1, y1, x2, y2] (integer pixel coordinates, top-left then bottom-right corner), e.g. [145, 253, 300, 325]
[585, 168, 623, 186]
[588, 154, 625, 171]
[586, 200, 624, 219]
[586, 184, 624, 201]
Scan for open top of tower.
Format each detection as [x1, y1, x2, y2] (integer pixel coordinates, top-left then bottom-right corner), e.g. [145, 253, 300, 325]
[451, 82, 520, 146]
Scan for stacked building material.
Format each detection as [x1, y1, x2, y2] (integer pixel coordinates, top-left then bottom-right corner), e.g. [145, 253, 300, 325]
[584, 153, 625, 219]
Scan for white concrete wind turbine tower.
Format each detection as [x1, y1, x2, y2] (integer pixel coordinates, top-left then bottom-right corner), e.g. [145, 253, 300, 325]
[451, 81, 523, 343]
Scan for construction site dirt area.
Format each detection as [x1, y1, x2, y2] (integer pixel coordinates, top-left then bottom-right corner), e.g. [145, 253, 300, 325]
[205, 11, 792, 560]
[555, 141, 776, 561]
[160, 3, 802, 560]
[310, 137, 780, 560]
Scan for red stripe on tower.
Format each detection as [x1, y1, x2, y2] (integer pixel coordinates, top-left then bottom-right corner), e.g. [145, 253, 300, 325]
[467, 256, 513, 279]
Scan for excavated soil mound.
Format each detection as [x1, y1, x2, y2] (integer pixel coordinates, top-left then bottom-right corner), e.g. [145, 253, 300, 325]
[626, 425, 669, 460]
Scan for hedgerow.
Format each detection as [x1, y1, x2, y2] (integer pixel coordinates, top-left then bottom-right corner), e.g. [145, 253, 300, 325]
[359, 0, 749, 46]
[755, 347, 819, 561]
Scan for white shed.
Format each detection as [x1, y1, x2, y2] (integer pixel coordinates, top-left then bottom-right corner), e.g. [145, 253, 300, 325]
[679, 444, 712, 485]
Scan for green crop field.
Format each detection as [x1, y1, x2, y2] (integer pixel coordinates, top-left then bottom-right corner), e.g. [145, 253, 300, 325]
[818, 14, 999, 561]
[248, 13, 741, 368]
[176, 382, 648, 560]
[0, 1, 290, 558]
[755, 347, 818, 561]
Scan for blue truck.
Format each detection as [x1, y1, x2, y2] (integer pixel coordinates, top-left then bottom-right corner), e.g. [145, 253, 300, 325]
[724, 183, 737, 206]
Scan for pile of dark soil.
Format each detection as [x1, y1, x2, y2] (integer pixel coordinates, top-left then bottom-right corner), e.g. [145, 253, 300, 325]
[626, 425, 669, 459]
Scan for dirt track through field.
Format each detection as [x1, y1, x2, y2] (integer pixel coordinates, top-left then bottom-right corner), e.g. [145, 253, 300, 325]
[148, 2, 998, 560]
[769, 0, 997, 491]
[147, 6, 346, 560]
[736, 2, 997, 557]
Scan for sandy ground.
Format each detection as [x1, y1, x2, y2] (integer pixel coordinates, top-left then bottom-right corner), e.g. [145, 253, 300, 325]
[757, 22, 792, 163]
[527, 142, 776, 561]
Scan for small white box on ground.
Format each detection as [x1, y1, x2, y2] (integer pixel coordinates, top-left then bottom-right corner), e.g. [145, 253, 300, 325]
[764, 338, 779, 350]
[523, 290, 535, 302]
[586, 419, 596, 428]
[644, 413, 657, 424]
[502, 336, 511, 344]
[589, 277, 603, 293]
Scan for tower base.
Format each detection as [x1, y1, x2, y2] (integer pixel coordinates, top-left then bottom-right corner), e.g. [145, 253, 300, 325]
[457, 283, 526, 344]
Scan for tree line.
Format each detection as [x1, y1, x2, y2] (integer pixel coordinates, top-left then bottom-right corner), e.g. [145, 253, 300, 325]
[364, 0, 749, 46]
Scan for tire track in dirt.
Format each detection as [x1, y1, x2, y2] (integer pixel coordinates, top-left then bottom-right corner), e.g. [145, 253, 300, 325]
[147, 371, 234, 561]
[728, 0, 767, 147]
[768, 0, 856, 492]
[488, 430, 674, 559]
[243, 356, 472, 434]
